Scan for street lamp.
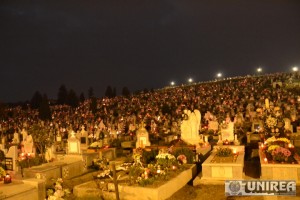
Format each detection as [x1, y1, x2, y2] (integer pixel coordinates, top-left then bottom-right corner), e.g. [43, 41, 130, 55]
[216, 73, 222, 78]
[188, 78, 193, 83]
[292, 66, 298, 72]
[257, 67, 262, 73]
[170, 81, 175, 86]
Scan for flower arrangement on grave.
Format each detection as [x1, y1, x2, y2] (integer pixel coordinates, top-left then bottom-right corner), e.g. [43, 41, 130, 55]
[126, 148, 190, 187]
[215, 147, 233, 157]
[47, 178, 70, 200]
[91, 157, 110, 170]
[155, 149, 176, 169]
[261, 136, 295, 163]
[177, 154, 187, 164]
[263, 106, 285, 138]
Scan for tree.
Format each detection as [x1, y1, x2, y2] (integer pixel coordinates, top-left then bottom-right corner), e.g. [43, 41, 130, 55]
[30, 91, 43, 109]
[38, 94, 52, 121]
[88, 87, 94, 99]
[105, 86, 113, 98]
[67, 89, 79, 108]
[112, 87, 117, 97]
[122, 86, 130, 97]
[90, 97, 97, 114]
[79, 92, 85, 103]
[28, 124, 55, 160]
[57, 84, 68, 105]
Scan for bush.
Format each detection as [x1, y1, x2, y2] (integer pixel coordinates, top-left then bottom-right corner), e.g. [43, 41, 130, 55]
[173, 148, 195, 164]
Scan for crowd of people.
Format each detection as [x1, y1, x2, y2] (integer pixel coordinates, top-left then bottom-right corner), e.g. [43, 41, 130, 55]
[0, 72, 300, 148]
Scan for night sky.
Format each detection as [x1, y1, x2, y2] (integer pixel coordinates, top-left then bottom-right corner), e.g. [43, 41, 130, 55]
[1, 0, 300, 103]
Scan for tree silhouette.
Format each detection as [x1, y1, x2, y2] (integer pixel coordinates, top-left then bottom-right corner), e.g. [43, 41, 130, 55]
[90, 97, 97, 114]
[88, 87, 94, 99]
[57, 85, 68, 105]
[38, 94, 52, 120]
[67, 89, 79, 108]
[105, 86, 113, 98]
[30, 91, 43, 109]
[79, 92, 85, 103]
[112, 87, 117, 98]
[122, 86, 130, 97]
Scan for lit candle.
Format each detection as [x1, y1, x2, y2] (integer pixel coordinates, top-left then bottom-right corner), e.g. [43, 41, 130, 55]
[265, 98, 269, 109]
[261, 144, 264, 148]
[233, 149, 237, 154]
[288, 143, 293, 148]
[264, 158, 268, 163]
[157, 169, 161, 174]
[144, 171, 148, 179]
[172, 165, 176, 170]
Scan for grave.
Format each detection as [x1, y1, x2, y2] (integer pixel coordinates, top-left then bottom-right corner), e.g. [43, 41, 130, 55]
[73, 164, 196, 200]
[194, 145, 244, 185]
[220, 122, 235, 142]
[259, 148, 300, 183]
[136, 122, 151, 148]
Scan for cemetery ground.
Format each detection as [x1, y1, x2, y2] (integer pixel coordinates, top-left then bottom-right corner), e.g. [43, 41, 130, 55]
[54, 144, 300, 199]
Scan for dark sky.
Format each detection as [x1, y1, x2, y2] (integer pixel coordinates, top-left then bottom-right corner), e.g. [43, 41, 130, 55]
[1, 0, 300, 103]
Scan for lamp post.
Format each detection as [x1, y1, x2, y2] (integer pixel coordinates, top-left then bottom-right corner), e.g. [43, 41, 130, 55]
[170, 81, 175, 86]
[188, 78, 193, 83]
[257, 67, 262, 75]
[216, 73, 222, 80]
[292, 66, 298, 72]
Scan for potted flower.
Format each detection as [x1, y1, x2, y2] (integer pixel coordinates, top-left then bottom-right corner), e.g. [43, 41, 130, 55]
[271, 147, 291, 163]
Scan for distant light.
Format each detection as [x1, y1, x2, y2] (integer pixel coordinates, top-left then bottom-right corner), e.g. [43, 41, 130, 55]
[217, 73, 222, 78]
[292, 66, 298, 72]
[257, 67, 262, 73]
[170, 81, 175, 86]
[188, 78, 193, 83]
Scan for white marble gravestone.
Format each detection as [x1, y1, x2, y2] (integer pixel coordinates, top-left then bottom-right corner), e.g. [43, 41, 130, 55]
[284, 118, 293, 132]
[68, 131, 80, 154]
[6, 146, 18, 171]
[221, 122, 234, 141]
[79, 125, 88, 150]
[180, 109, 200, 145]
[208, 120, 219, 132]
[136, 122, 151, 148]
[23, 134, 34, 154]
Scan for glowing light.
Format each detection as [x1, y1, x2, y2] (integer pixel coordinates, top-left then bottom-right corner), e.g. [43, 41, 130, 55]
[217, 73, 222, 78]
[257, 67, 262, 73]
[292, 66, 298, 72]
[170, 81, 175, 86]
[188, 78, 193, 83]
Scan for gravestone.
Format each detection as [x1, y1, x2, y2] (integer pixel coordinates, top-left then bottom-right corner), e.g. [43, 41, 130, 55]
[180, 109, 200, 145]
[23, 134, 34, 154]
[284, 118, 293, 133]
[221, 122, 234, 141]
[251, 119, 263, 132]
[68, 131, 80, 154]
[79, 125, 88, 150]
[12, 131, 20, 144]
[208, 120, 219, 132]
[5, 146, 18, 171]
[136, 122, 151, 148]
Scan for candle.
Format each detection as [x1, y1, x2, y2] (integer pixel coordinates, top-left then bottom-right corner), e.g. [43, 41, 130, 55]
[157, 169, 161, 174]
[4, 174, 12, 184]
[233, 149, 237, 154]
[265, 98, 270, 109]
[172, 165, 176, 170]
[264, 158, 268, 163]
[288, 143, 293, 148]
